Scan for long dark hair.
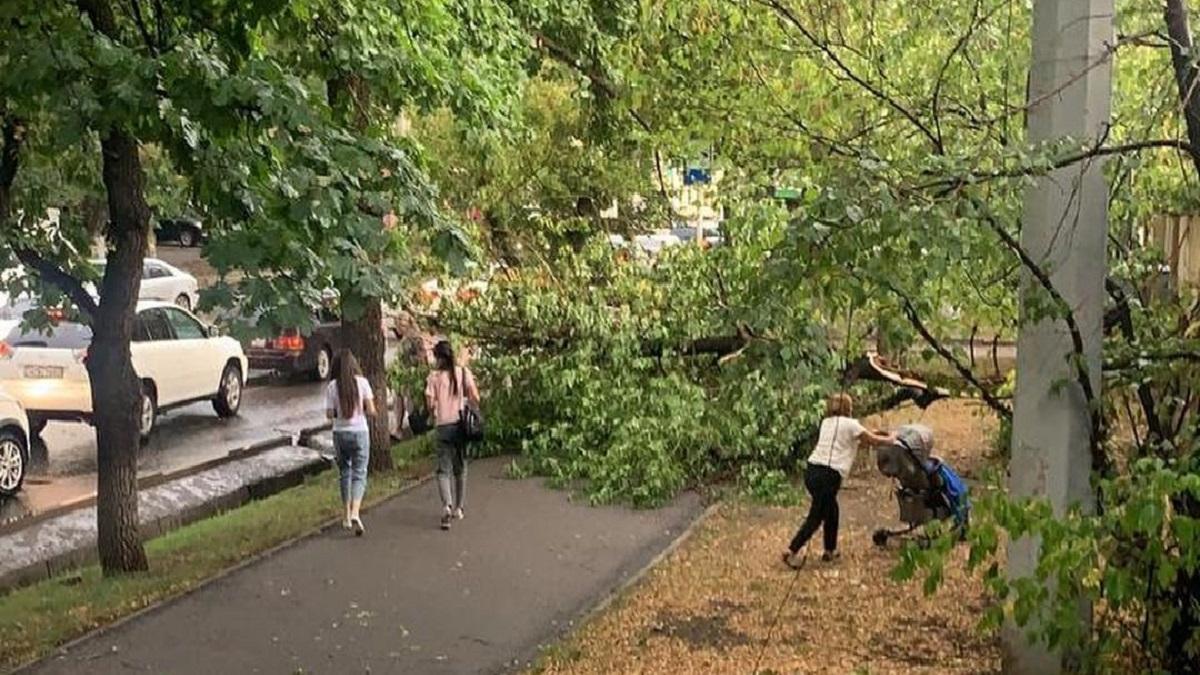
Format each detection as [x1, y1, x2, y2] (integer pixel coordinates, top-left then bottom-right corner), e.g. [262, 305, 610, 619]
[433, 339, 458, 395]
[335, 350, 362, 418]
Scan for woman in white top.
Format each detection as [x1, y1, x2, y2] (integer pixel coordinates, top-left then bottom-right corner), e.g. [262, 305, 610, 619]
[782, 393, 895, 568]
[426, 339, 480, 530]
[325, 350, 376, 536]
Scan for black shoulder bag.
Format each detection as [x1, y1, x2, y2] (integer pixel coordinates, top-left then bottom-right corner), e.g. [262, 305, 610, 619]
[458, 369, 485, 443]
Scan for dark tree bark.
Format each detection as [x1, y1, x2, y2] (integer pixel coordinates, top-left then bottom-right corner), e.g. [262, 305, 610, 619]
[1161, 6, 1200, 666]
[1166, 0, 1200, 176]
[78, 0, 150, 574]
[90, 129, 151, 574]
[342, 297, 393, 472]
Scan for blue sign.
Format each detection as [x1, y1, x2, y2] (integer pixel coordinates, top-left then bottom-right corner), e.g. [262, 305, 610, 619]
[684, 168, 711, 186]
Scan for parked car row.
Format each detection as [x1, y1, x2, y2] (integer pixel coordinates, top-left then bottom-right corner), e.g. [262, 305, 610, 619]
[606, 227, 724, 257]
[0, 302, 246, 435]
[0, 265, 408, 499]
[0, 302, 247, 497]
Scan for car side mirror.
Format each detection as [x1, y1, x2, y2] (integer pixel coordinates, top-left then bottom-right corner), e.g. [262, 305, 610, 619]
[206, 324, 223, 338]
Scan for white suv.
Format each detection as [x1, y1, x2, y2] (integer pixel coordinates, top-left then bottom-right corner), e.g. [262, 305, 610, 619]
[0, 388, 29, 497]
[0, 301, 248, 439]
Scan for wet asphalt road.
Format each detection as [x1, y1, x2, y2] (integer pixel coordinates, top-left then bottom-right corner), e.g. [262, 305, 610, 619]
[0, 376, 329, 524]
[31, 376, 326, 478]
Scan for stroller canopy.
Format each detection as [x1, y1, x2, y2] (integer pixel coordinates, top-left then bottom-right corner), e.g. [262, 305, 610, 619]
[876, 424, 936, 490]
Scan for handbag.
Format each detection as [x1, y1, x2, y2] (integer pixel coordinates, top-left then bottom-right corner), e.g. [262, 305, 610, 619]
[457, 369, 485, 443]
[408, 405, 432, 436]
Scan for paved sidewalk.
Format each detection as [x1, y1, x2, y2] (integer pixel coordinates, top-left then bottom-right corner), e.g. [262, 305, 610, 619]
[25, 457, 704, 674]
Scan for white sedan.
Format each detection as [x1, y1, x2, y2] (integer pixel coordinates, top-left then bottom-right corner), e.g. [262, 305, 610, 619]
[90, 258, 199, 311]
[0, 388, 29, 497]
[0, 301, 247, 439]
[1, 258, 199, 320]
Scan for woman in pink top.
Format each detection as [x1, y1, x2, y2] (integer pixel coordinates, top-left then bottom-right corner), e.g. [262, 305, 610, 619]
[426, 340, 480, 530]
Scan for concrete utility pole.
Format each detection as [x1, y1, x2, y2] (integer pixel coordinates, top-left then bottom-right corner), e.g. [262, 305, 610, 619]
[1007, 1, 1113, 673]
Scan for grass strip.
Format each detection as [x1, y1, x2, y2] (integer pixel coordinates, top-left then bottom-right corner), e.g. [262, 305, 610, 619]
[0, 438, 431, 671]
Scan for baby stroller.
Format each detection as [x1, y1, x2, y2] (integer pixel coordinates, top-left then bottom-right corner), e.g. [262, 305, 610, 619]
[871, 424, 970, 548]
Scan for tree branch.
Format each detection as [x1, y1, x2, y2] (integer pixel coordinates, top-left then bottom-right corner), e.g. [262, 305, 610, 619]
[1164, 0, 1200, 176]
[1104, 278, 1167, 449]
[884, 282, 1012, 420]
[125, 0, 157, 54]
[534, 31, 672, 212]
[757, 0, 943, 153]
[13, 248, 100, 319]
[913, 139, 1197, 194]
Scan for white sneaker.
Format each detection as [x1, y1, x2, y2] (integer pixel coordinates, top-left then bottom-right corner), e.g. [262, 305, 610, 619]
[453, 507, 464, 520]
[352, 518, 365, 537]
[342, 518, 352, 530]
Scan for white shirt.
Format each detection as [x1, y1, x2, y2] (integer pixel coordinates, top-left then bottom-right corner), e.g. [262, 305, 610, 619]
[807, 416, 867, 478]
[325, 376, 373, 432]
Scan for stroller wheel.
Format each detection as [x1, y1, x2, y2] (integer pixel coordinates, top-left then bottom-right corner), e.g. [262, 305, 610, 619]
[872, 530, 889, 548]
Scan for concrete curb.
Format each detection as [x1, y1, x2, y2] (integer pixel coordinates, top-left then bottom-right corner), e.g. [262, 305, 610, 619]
[508, 500, 722, 674]
[0, 424, 335, 594]
[13, 471, 436, 674]
[0, 423, 333, 538]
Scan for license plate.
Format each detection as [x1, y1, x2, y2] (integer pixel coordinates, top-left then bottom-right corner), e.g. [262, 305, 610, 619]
[24, 365, 64, 379]
[250, 339, 267, 349]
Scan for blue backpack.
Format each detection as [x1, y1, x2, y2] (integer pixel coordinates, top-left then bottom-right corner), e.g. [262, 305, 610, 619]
[934, 461, 971, 527]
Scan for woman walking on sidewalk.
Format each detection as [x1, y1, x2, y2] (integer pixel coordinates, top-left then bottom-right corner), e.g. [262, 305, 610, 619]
[782, 393, 895, 568]
[326, 350, 376, 536]
[426, 339, 480, 531]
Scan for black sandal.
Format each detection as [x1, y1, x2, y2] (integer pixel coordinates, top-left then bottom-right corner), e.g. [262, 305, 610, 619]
[781, 551, 807, 570]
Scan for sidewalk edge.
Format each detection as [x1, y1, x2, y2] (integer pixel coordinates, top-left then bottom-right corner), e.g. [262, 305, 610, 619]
[510, 499, 722, 674]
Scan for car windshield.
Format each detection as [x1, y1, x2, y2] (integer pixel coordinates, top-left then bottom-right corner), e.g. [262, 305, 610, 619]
[1, 321, 93, 349]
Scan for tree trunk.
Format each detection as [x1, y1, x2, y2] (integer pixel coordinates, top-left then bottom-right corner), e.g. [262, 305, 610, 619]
[1166, 0, 1200, 176]
[342, 298, 393, 472]
[1165, 493, 1200, 674]
[91, 128, 151, 574]
[1161, 6, 1200, 666]
[327, 72, 393, 472]
[75, 0, 150, 575]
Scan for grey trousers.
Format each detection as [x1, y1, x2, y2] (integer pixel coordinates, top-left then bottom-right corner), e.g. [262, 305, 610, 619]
[435, 424, 467, 509]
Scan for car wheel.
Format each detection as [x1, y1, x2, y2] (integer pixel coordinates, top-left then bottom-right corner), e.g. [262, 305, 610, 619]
[213, 363, 243, 418]
[179, 227, 199, 248]
[0, 428, 26, 497]
[175, 293, 192, 311]
[314, 346, 333, 381]
[27, 415, 48, 437]
[138, 386, 157, 443]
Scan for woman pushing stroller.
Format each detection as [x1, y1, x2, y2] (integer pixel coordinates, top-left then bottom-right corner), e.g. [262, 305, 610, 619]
[782, 393, 896, 569]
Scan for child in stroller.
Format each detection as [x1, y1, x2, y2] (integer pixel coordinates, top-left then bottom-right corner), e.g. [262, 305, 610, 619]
[872, 424, 970, 548]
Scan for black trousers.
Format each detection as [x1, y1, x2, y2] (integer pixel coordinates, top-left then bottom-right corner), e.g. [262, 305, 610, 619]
[788, 464, 843, 554]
